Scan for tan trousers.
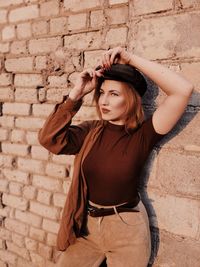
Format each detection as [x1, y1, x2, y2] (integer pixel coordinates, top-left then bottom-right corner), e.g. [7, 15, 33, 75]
[56, 201, 151, 267]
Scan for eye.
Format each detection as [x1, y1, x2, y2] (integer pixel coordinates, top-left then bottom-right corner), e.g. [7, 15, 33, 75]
[111, 92, 119, 96]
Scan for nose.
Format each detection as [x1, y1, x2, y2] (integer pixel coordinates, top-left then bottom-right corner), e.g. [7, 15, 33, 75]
[100, 94, 109, 106]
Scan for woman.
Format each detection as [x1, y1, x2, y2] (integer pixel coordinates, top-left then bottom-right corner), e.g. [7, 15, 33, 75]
[38, 47, 193, 267]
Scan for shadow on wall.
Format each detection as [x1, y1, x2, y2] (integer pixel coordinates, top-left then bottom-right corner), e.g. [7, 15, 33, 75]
[139, 80, 199, 267]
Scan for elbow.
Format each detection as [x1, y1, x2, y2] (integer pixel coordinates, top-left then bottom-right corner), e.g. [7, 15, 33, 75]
[185, 82, 194, 97]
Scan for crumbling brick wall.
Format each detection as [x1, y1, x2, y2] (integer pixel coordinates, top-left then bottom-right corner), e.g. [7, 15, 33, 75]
[0, 0, 199, 266]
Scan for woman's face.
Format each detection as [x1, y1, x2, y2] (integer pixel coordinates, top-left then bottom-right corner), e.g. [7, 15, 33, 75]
[98, 80, 127, 125]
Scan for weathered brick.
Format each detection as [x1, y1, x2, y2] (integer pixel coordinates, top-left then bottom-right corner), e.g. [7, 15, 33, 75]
[32, 20, 48, 36]
[2, 169, 29, 184]
[32, 103, 55, 117]
[0, 73, 12, 86]
[0, 115, 15, 128]
[51, 153, 72, 165]
[14, 74, 43, 87]
[37, 189, 51, 205]
[179, 0, 200, 8]
[46, 233, 56, 246]
[11, 129, 25, 143]
[45, 163, 67, 179]
[25, 237, 38, 251]
[39, 244, 53, 261]
[16, 22, 31, 39]
[0, 179, 8, 192]
[31, 145, 49, 160]
[10, 40, 26, 54]
[30, 252, 45, 266]
[11, 233, 24, 248]
[9, 5, 39, 22]
[48, 75, 68, 87]
[84, 50, 104, 68]
[64, 31, 101, 50]
[134, 13, 200, 59]
[181, 62, 200, 92]
[29, 37, 61, 54]
[32, 175, 62, 192]
[64, 0, 101, 11]
[53, 193, 66, 208]
[30, 201, 59, 220]
[0, 155, 14, 168]
[15, 88, 38, 103]
[0, 228, 11, 241]
[50, 17, 67, 34]
[0, 9, 7, 24]
[105, 27, 128, 46]
[134, 0, 172, 15]
[3, 103, 31, 116]
[5, 57, 33, 72]
[63, 180, 71, 194]
[0, 250, 17, 265]
[155, 231, 200, 267]
[0, 43, 9, 53]
[15, 117, 45, 130]
[17, 257, 36, 267]
[109, 0, 128, 3]
[148, 191, 199, 238]
[75, 105, 98, 120]
[90, 10, 105, 28]
[1, 143, 29, 156]
[26, 131, 39, 145]
[35, 56, 47, 70]
[0, 87, 14, 101]
[154, 150, 200, 198]
[40, 0, 59, 17]
[17, 157, 45, 174]
[29, 227, 45, 242]
[0, 128, 8, 141]
[0, 207, 10, 218]
[42, 218, 59, 234]
[15, 210, 42, 228]
[7, 241, 30, 260]
[22, 186, 36, 200]
[0, 0, 23, 7]
[46, 88, 69, 102]
[2, 25, 15, 41]
[2, 193, 28, 211]
[9, 182, 22, 196]
[106, 6, 128, 25]
[68, 13, 87, 31]
[5, 218, 29, 236]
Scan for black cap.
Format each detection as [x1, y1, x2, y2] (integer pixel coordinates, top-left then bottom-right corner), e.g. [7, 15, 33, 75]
[96, 64, 147, 97]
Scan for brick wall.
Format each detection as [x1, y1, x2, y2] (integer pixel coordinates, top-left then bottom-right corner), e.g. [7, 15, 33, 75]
[0, 0, 199, 266]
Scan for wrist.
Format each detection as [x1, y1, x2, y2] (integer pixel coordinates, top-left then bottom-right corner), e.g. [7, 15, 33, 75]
[68, 89, 83, 101]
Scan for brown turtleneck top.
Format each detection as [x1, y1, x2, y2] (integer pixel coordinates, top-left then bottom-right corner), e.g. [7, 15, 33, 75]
[83, 117, 164, 206]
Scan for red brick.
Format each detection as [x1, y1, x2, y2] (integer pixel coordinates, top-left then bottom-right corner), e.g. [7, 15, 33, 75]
[9, 5, 39, 22]
[40, 0, 59, 17]
[5, 57, 33, 72]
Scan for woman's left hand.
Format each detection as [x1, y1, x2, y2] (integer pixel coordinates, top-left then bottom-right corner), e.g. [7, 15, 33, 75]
[101, 47, 131, 69]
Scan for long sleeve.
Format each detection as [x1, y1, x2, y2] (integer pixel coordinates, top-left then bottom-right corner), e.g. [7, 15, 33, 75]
[38, 96, 93, 155]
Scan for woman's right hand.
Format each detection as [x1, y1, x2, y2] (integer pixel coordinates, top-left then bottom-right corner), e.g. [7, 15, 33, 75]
[69, 68, 103, 101]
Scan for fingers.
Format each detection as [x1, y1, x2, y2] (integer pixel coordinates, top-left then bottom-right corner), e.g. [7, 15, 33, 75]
[101, 47, 122, 69]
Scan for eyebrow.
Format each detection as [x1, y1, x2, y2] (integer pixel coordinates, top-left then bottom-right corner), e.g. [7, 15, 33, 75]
[100, 88, 120, 94]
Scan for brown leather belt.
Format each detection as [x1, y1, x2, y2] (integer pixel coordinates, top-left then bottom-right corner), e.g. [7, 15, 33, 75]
[87, 199, 140, 217]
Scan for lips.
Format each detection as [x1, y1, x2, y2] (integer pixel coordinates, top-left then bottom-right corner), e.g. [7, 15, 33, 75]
[101, 108, 110, 114]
